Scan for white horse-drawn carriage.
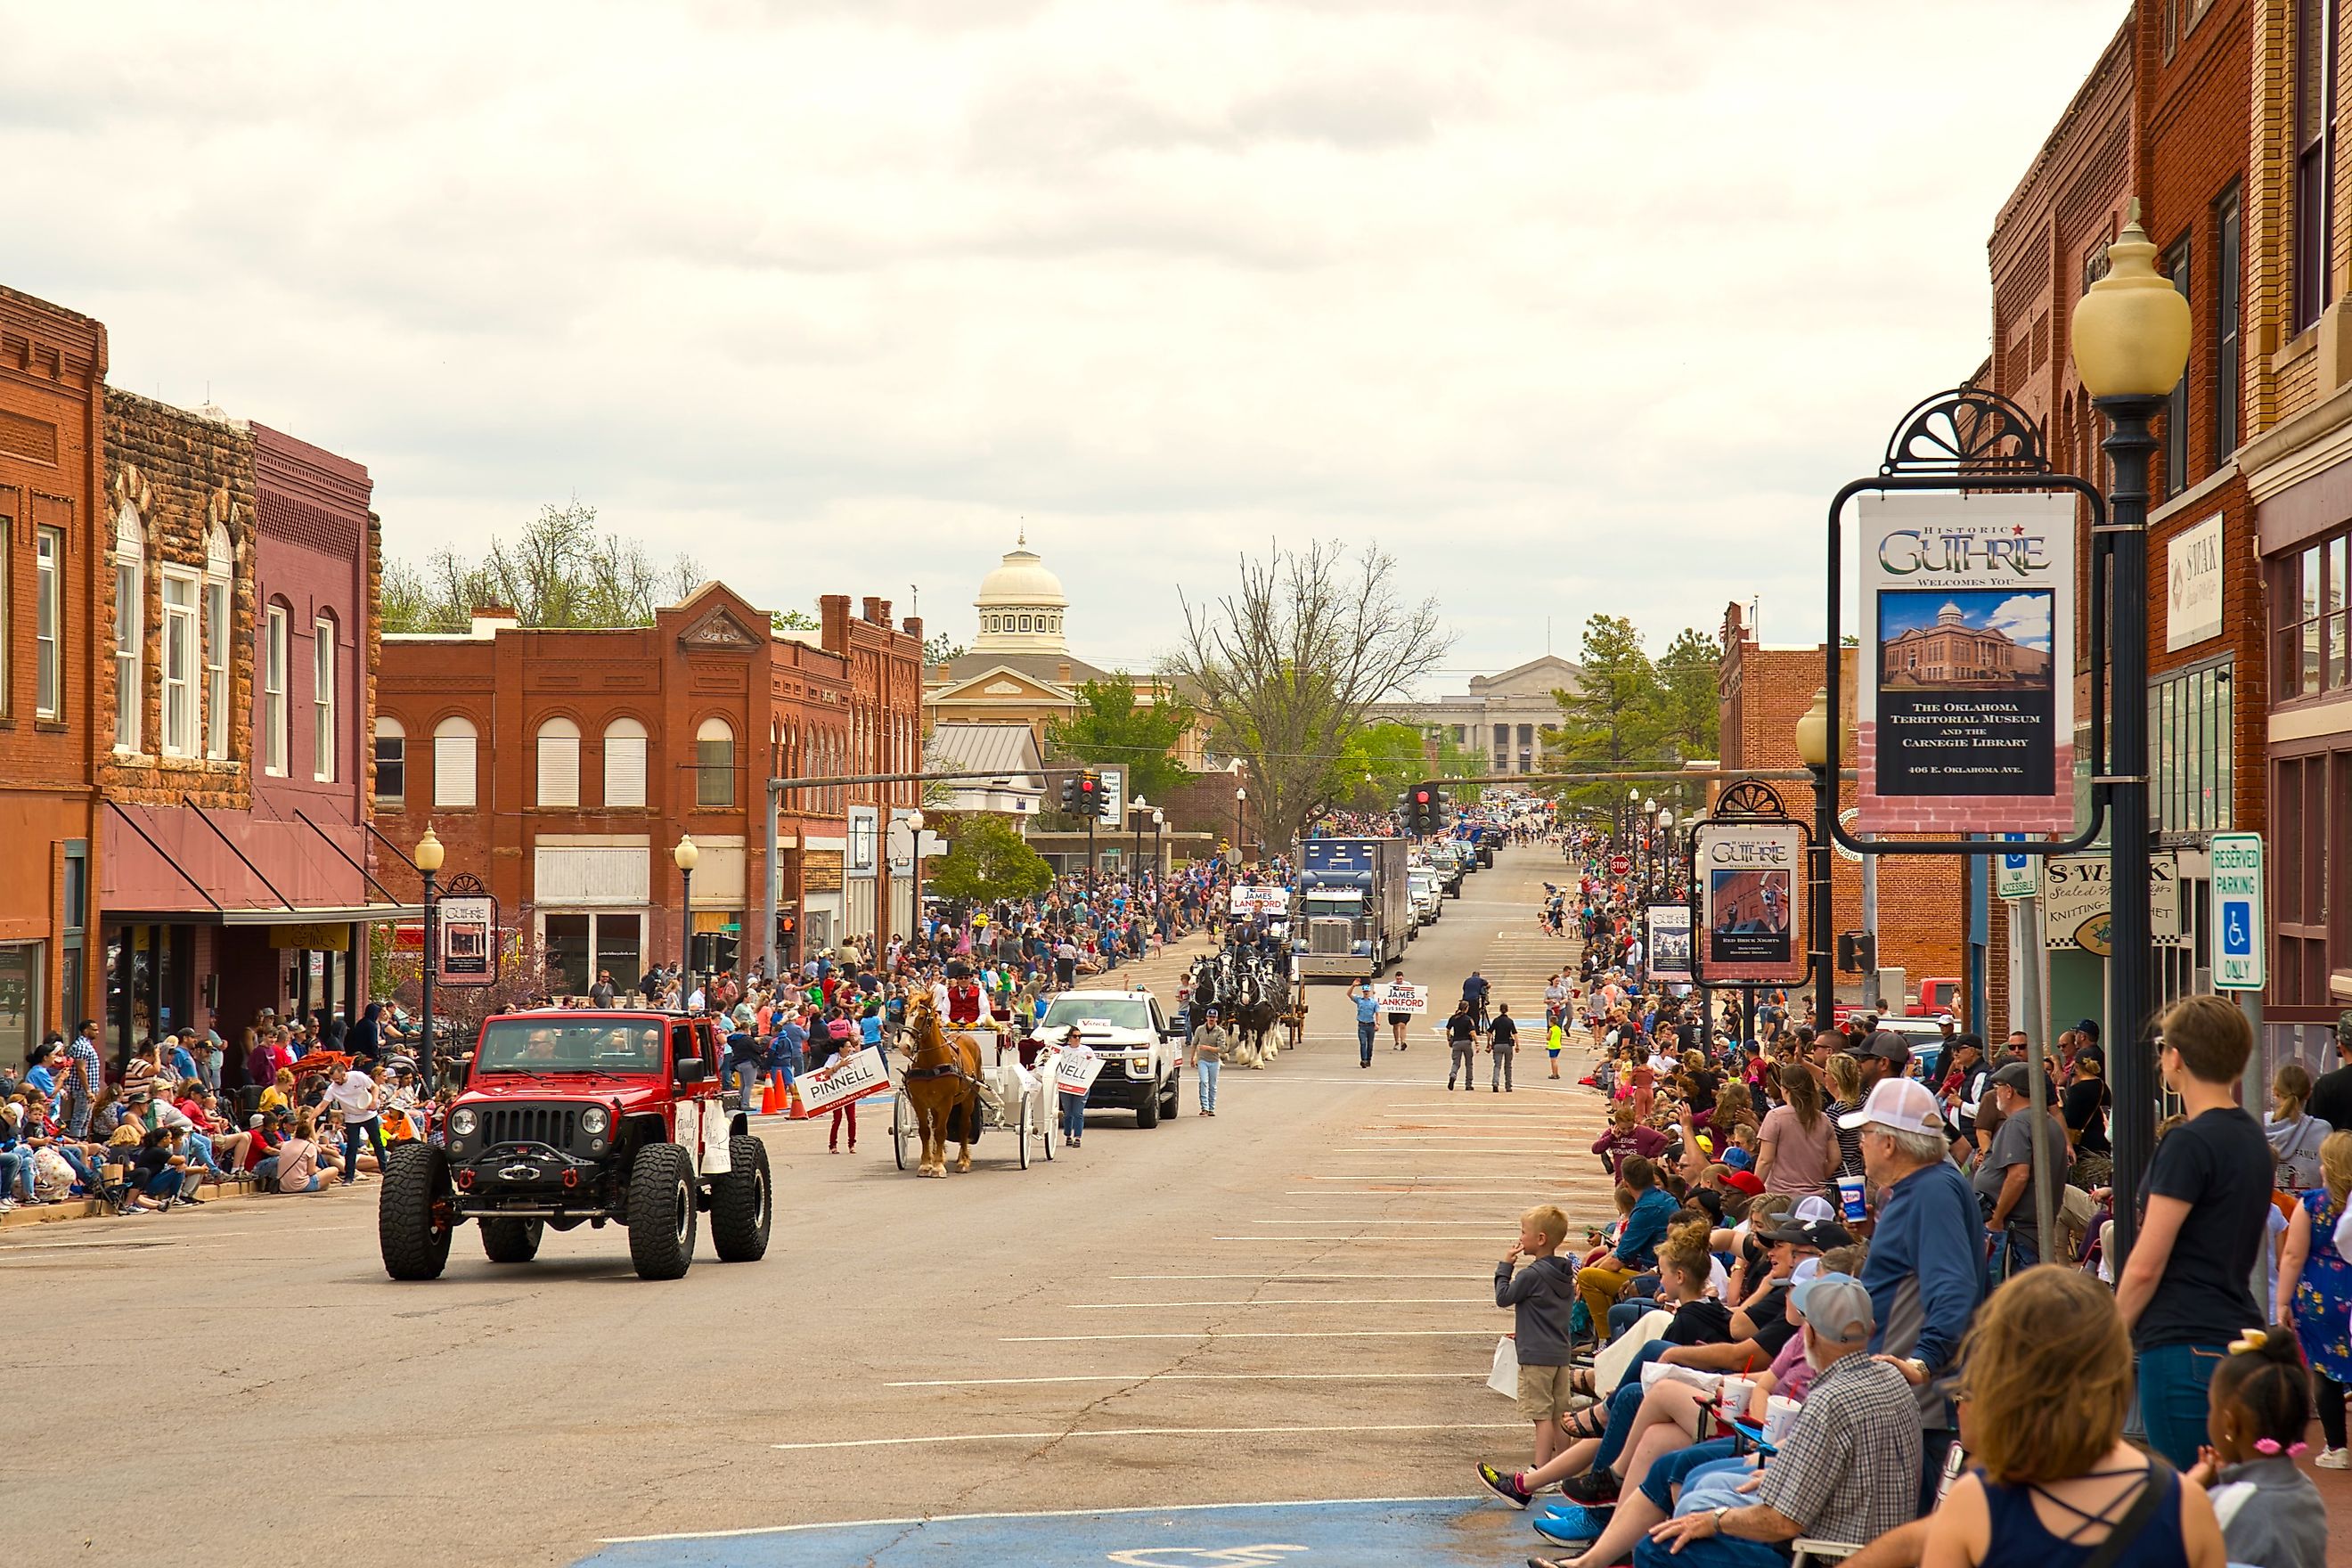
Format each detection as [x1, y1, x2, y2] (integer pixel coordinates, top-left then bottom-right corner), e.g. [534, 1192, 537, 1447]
[891, 1023, 1059, 1172]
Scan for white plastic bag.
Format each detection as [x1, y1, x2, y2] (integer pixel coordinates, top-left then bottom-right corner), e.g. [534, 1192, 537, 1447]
[1488, 1335, 1520, 1399]
[1593, 1308, 1672, 1395]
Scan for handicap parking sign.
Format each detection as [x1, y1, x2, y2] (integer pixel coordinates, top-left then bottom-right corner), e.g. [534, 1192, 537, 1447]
[2221, 903, 2252, 956]
[2208, 834, 2266, 991]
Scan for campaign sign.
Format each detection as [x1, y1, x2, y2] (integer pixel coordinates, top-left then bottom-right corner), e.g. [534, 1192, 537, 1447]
[1856, 492, 2077, 833]
[1646, 903, 1693, 984]
[797, 1047, 890, 1114]
[1376, 981, 1428, 1015]
[1053, 1047, 1107, 1096]
[1695, 821, 1803, 983]
[2209, 833, 2266, 992]
[1229, 885, 1290, 918]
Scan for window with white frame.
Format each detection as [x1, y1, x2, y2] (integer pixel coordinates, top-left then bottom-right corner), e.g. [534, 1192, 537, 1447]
[434, 715, 478, 809]
[0, 511, 10, 715]
[374, 716, 405, 806]
[313, 616, 337, 781]
[603, 716, 648, 807]
[536, 715, 581, 808]
[695, 716, 734, 808]
[160, 570, 199, 756]
[36, 527, 61, 720]
[263, 605, 290, 775]
[202, 523, 232, 759]
[112, 503, 143, 752]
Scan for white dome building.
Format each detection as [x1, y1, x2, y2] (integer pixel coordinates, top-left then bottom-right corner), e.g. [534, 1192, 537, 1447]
[972, 535, 1070, 654]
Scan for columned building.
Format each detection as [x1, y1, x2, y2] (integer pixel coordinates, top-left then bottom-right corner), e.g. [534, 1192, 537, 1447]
[1368, 654, 1583, 775]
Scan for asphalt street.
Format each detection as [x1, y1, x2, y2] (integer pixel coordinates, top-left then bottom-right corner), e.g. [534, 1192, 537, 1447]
[10, 846, 1609, 1568]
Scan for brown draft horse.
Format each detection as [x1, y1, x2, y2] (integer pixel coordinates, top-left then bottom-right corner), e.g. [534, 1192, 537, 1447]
[902, 997, 984, 1177]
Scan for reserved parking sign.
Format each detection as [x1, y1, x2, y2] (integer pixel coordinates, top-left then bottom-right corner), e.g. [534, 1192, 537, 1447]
[2209, 833, 2265, 992]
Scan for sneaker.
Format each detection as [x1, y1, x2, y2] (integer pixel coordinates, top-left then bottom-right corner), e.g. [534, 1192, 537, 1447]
[1475, 1462, 1533, 1509]
[1560, 1466, 1619, 1506]
[2318, 1447, 2351, 1470]
[1531, 1503, 1612, 1547]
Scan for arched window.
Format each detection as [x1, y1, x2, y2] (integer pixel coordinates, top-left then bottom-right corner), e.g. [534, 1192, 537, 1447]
[535, 715, 581, 808]
[112, 502, 144, 752]
[696, 716, 734, 808]
[433, 715, 478, 809]
[602, 716, 648, 808]
[374, 716, 406, 807]
[262, 600, 291, 775]
[202, 522, 233, 758]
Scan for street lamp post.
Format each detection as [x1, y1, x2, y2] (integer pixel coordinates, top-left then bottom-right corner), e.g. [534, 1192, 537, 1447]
[1151, 807, 1165, 876]
[905, 812, 927, 943]
[1235, 785, 1246, 862]
[674, 836, 699, 1009]
[1131, 793, 1147, 877]
[1654, 807, 1676, 900]
[2071, 200, 2191, 1271]
[1794, 688, 1836, 1033]
[413, 826, 445, 1094]
[1643, 796, 1659, 897]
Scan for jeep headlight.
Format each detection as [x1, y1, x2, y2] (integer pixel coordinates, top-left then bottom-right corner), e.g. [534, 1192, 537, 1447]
[449, 1108, 478, 1136]
[581, 1107, 609, 1135]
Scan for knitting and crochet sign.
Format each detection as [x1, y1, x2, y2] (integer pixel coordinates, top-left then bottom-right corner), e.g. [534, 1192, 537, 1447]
[1856, 492, 2076, 833]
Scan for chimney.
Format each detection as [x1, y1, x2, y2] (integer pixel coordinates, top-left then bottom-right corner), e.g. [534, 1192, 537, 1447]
[470, 604, 519, 639]
[820, 593, 850, 655]
[1057, 661, 1072, 684]
[862, 595, 887, 625]
[904, 614, 923, 642]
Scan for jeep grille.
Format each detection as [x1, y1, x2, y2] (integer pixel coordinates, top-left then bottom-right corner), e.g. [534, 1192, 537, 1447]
[479, 1104, 581, 1148]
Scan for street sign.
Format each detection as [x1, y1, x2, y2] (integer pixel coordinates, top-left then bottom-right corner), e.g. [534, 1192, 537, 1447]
[2209, 832, 2266, 992]
[1608, 854, 1632, 877]
[1996, 834, 2036, 900]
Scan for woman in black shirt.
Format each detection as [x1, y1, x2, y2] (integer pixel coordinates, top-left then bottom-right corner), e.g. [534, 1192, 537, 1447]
[2063, 1045, 2113, 1186]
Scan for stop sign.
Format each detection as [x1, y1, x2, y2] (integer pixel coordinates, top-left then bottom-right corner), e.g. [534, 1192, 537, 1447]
[1608, 854, 1632, 877]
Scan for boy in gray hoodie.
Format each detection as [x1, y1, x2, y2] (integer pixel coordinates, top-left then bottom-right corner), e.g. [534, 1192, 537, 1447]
[1496, 1204, 1581, 1469]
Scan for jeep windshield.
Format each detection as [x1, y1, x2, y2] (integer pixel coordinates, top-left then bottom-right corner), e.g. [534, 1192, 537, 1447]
[474, 1019, 664, 1075]
[1041, 999, 1155, 1032]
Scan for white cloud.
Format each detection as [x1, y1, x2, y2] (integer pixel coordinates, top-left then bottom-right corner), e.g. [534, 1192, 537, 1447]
[2, 0, 2127, 689]
[1986, 593, 2054, 652]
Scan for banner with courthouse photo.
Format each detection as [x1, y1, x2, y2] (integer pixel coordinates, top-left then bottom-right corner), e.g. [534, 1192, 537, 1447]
[1856, 492, 2077, 833]
[1645, 903, 1692, 984]
[1695, 823, 1803, 983]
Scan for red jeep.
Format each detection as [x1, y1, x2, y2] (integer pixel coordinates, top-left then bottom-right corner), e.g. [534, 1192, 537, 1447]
[377, 1009, 772, 1282]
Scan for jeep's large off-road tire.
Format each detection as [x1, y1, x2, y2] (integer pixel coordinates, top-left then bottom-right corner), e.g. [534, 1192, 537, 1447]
[627, 1142, 698, 1280]
[480, 1217, 543, 1263]
[379, 1143, 454, 1281]
[1136, 1076, 1160, 1129]
[712, 1135, 772, 1262]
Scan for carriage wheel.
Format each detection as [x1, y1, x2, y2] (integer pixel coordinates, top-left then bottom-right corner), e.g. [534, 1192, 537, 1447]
[1017, 1098, 1033, 1169]
[892, 1090, 913, 1172]
[1041, 1094, 1055, 1161]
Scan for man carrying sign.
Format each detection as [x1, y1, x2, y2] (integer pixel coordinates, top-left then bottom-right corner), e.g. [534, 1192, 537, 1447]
[1190, 1006, 1234, 1117]
[1387, 971, 1417, 1050]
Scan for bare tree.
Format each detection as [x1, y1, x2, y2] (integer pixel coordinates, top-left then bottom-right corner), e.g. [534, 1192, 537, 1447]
[1167, 541, 1451, 853]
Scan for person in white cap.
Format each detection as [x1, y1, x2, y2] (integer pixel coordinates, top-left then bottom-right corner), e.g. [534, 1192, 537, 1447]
[1839, 1075, 1985, 1515]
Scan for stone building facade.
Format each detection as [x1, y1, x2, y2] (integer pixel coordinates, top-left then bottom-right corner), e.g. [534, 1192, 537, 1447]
[1368, 654, 1584, 776]
[0, 285, 108, 1069]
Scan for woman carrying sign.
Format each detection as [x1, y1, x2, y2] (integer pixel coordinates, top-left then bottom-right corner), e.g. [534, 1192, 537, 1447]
[1056, 1035, 1098, 1147]
[1388, 973, 1415, 1051]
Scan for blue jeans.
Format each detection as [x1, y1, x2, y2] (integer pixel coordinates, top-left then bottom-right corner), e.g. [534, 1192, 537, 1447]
[0, 1147, 32, 1200]
[768, 1039, 806, 1083]
[184, 1131, 226, 1177]
[1198, 1058, 1221, 1113]
[1634, 1448, 1784, 1568]
[2138, 1342, 2229, 1470]
[1593, 1338, 1672, 1472]
[725, 1055, 765, 1106]
[1059, 1090, 1087, 1142]
[1358, 1021, 1376, 1065]
[1985, 1227, 2038, 1291]
[341, 1118, 386, 1181]
[1609, 1297, 1662, 1341]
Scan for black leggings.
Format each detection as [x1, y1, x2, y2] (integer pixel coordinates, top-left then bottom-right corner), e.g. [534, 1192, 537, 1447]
[2319, 1372, 2348, 1451]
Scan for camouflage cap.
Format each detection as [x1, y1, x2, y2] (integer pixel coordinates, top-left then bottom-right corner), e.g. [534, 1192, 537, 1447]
[2338, 1009, 2352, 1045]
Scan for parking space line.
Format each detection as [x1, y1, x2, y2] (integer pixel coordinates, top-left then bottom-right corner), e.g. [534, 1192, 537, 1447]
[1067, 1297, 1486, 1308]
[597, 1493, 1490, 1542]
[1111, 1272, 1481, 1280]
[1003, 1329, 1495, 1341]
[883, 1372, 1485, 1386]
[770, 1421, 1522, 1450]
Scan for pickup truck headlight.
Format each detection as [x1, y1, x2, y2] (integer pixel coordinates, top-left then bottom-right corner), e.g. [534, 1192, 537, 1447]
[449, 1108, 478, 1136]
[580, 1107, 609, 1135]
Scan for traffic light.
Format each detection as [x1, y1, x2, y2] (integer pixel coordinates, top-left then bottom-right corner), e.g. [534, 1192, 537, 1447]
[1405, 780, 1444, 836]
[1837, 931, 1877, 974]
[1059, 772, 1080, 811]
[1076, 769, 1107, 818]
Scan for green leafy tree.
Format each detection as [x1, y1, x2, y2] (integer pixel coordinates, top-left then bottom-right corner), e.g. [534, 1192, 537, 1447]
[922, 631, 968, 666]
[1654, 625, 1722, 797]
[1331, 722, 1432, 811]
[1545, 614, 1666, 813]
[772, 608, 818, 633]
[1044, 675, 1197, 800]
[382, 499, 704, 632]
[926, 813, 1054, 903]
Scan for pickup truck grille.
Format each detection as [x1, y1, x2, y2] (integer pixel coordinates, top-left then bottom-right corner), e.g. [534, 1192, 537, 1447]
[479, 1104, 580, 1148]
[1309, 918, 1353, 955]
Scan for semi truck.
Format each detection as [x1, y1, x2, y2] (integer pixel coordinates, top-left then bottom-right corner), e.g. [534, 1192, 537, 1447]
[1294, 837, 1410, 979]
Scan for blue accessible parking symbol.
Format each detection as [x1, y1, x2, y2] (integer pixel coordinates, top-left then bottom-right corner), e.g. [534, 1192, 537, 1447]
[578, 1497, 1531, 1568]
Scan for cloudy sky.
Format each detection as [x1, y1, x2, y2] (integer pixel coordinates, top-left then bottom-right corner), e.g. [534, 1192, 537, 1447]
[6, 0, 2127, 693]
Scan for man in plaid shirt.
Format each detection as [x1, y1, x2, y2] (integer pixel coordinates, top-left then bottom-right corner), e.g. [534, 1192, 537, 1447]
[63, 1020, 104, 1139]
[1536, 1274, 1920, 1568]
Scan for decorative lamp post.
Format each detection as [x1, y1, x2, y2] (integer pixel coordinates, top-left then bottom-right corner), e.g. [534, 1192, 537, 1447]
[1235, 785, 1246, 861]
[2070, 199, 2192, 1272]
[1654, 806, 1676, 900]
[674, 835, 699, 1007]
[1151, 807, 1165, 876]
[1131, 793, 1147, 876]
[905, 812, 927, 942]
[1793, 687, 1835, 1033]
[1644, 796, 1658, 894]
[413, 826, 445, 1093]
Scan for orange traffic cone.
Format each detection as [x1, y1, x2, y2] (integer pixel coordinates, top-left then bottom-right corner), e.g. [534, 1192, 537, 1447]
[786, 1078, 811, 1120]
[759, 1074, 781, 1115]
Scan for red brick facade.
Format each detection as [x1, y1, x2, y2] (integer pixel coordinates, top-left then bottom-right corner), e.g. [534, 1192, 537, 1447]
[0, 285, 108, 1067]
[376, 583, 925, 989]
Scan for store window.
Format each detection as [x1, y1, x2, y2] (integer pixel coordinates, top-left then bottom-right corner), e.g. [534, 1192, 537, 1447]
[0, 942, 38, 1071]
[374, 717, 405, 807]
[541, 911, 644, 997]
[2273, 530, 2351, 699]
[2148, 660, 2234, 833]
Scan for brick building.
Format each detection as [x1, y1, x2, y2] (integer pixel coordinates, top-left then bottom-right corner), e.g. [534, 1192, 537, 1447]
[374, 583, 925, 988]
[1716, 606, 1967, 1017]
[95, 393, 396, 1064]
[2236, 0, 2352, 1069]
[824, 593, 927, 945]
[0, 286, 108, 1070]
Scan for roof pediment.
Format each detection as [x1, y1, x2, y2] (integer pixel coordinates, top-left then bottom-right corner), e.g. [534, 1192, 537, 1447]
[1468, 654, 1586, 697]
[927, 664, 1078, 704]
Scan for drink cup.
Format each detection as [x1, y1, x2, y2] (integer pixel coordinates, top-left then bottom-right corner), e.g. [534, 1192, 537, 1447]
[1836, 1174, 1867, 1222]
[1763, 1393, 1801, 1445]
[1716, 1376, 1753, 1423]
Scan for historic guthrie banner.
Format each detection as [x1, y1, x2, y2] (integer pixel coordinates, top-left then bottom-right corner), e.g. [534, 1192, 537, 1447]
[1857, 493, 2077, 834]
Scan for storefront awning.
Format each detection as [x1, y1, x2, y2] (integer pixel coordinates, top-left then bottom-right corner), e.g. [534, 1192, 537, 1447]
[103, 903, 425, 927]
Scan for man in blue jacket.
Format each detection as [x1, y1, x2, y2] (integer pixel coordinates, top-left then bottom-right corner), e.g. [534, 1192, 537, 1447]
[1575, 1153, 1676, 1338]
[1839, 1069, 1984, 1515]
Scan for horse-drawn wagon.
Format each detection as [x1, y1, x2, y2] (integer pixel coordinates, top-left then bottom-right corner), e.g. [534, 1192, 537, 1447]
[890, 1002, 1057, 1174]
